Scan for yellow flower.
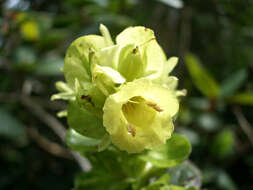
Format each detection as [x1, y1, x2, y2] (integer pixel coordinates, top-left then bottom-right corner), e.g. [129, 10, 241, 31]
[103, 79, 179, 153]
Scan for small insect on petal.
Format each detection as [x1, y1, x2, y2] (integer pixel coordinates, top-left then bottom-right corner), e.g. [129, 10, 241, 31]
[127, 124, 136, 137]
[146, 101, 163, 112]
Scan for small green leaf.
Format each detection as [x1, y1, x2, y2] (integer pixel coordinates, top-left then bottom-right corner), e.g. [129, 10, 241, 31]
[184, 53, 220, 99]
[227, 92, 253, 105]
[220, 69, 247, 98]
[67, 101, 106, 139]
[140, 134, 191, 168]
[66, 128, 101, 152]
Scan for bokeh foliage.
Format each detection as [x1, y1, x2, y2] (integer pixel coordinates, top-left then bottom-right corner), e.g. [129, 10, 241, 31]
[1, 0, 253, 189]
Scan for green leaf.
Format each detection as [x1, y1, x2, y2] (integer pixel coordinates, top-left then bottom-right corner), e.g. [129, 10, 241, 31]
[216, 170, 237, 190]
[67, 101, 106, 139]
[140, 135, 191, 168]
[220, 69, 247, 98]
[227, 92, 253, 105]
[14, 46, 36, 67]
[203, 168, 237, 190]
[0, 108, 26, 141]
[35, 55, 64, 76]
[184, 53, 220, 99]
[66, 128, 101, 152]
[211, 129, 234, 159]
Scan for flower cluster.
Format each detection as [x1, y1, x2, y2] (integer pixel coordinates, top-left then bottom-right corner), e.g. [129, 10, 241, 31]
[52, 24, 184, 153]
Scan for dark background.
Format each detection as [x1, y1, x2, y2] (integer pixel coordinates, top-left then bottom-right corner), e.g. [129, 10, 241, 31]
[1, 0, 253, 189]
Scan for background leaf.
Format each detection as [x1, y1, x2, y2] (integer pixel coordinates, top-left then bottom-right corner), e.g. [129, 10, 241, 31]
[34, 55, 64, 76]
[220, 69, 248, 98]
[0, 108, 26, 142]
[211, 129, 235, 159]
[184, 53, 220, 99]
[227, 92, 253, 105]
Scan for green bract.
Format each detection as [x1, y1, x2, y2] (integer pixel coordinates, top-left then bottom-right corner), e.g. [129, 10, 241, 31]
[52, 24, 185, 153]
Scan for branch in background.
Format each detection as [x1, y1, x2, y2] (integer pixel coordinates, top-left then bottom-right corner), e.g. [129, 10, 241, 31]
[0, 92, 91, 171]
[20, 95, 91, 171]
[233, 106, 253, 147]
[27, 126, 73, 159]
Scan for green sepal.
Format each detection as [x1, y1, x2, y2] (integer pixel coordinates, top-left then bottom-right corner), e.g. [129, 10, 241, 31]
[57, 110, 67, 118]
[67, 101, 106, 139]
[51, 81, 75, 101]
[66, 128, 102, 152]
[99, 24, 114, 46]
[51, 92, 75, 101]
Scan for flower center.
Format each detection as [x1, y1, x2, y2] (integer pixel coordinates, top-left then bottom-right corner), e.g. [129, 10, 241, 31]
[122, 96, 159, 131]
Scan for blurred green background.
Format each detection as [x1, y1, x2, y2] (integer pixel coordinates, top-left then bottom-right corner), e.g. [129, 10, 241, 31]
[1, 0, 253, 189]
